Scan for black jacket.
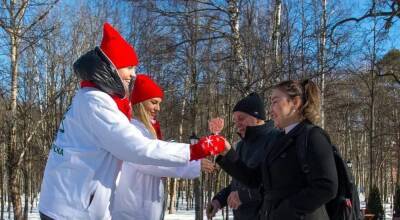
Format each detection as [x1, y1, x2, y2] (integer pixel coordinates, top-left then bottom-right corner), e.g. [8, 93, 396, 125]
[213, 121, 280, 220]
[217, 121, 338, 220]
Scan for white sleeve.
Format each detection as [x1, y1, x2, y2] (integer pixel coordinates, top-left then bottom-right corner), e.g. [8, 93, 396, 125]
[131, 160, 201, 179]
[85, 97, 190, 167]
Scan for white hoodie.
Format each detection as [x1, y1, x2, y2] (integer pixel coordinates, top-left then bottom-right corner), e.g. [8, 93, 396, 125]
[111, 119, 200, 220]
[38, 87, 190, 220]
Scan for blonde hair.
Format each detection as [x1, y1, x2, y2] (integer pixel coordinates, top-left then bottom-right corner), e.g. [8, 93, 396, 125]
[273, 79, 321, 124]
[132, 102, 157, 138]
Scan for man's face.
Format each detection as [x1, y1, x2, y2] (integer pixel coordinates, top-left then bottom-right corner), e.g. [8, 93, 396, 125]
[233, 111, 259, 138]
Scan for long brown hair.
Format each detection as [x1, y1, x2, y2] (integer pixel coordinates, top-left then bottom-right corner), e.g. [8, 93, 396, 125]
[132, 102, 157, 139]
[273, 79, 321, 124]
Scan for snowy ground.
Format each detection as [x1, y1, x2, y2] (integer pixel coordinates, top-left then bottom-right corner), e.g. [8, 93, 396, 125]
[1, 199, 392, 219]
[384, 203, 394, 219]
[2, 201, 233, 220]
[164, 208, 233, 220]
[2, 207, 231, 220]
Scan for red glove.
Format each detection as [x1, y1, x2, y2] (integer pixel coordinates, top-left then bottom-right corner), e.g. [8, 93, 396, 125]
[190, 135, 225, 161]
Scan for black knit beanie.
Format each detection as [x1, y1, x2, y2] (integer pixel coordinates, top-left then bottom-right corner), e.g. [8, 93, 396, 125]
[233, 92, 266, 120]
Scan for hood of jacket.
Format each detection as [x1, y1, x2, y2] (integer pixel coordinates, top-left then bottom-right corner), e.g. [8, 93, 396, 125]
[73, 46, 132, 98]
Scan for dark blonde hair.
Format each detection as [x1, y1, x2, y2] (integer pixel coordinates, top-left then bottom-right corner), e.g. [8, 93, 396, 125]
[132, 102, 157, 139]
[273, 79, 321, 124]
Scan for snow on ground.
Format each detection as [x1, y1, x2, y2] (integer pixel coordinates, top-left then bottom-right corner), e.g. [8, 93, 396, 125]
[5, 204, 393, 220]
[384, 203, 393, 219]
[1, 197, 392, 219]
[164, 208, 233, 220]
[3, 201, 233, 220]
[4, 207, 231, 220]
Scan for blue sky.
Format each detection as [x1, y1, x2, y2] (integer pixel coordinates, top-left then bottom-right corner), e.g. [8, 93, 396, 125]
[1, 0, 399, 80]
[343, 0, 400, 52]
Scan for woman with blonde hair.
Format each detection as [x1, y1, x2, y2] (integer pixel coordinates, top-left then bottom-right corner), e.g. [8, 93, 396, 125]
[111, 74, 215, 220]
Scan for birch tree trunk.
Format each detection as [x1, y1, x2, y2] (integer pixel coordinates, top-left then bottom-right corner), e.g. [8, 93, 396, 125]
[8, 14, 23, 220]
[369, 3, 377, 190]
[227, 0, 247, 93]
[271, 0, 282, 80]
[319, 0, 327, 129]
[0, 142, 4, 220]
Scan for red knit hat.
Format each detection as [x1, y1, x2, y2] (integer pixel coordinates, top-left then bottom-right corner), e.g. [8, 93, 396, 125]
[131, 74, 164, 105]
[100, 23, 139, 69]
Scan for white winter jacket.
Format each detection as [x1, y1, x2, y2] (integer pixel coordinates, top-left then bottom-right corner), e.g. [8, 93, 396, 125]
[38, 88, 190, 220]
[111, 119, 200, 220]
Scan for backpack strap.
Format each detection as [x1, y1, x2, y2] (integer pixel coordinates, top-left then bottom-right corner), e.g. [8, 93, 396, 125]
[296, 124, 333, 175]
[295, 124, 316, 175]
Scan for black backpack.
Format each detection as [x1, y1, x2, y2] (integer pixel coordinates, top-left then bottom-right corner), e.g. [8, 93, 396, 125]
[296, 124, 361, 220]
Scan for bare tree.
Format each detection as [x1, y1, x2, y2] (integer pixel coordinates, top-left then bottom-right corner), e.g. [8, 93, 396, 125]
[0, 1, 58, 219]
[318, 0, 327, 129]
[330, 0, 400, 43]
[271, 0, 282, 79]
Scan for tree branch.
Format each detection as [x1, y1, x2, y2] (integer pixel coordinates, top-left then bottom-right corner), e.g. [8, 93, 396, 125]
[330, 0, 400, 44]
[330, 11, 394, 43]
[21, 0, 59, 36]
[17, 73, 77, 167]
[377, 72, 400, 84]
[166, 35, 226, 51]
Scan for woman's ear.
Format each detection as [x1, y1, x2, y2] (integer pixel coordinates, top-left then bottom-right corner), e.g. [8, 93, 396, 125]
[292, 96, 302, 111]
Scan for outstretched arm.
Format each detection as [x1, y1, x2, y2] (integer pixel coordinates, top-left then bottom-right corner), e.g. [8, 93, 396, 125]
[216, 149, 262, 188]
[129, 160, 201, 179]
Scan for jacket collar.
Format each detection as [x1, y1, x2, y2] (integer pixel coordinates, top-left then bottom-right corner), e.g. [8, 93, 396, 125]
[268, 120, 311, 163]
[284, 122, 299, 134]
[240, 120, 275, 141]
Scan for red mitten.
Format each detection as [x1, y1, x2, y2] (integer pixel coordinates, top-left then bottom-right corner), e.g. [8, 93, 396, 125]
[190, 135, 226, 161]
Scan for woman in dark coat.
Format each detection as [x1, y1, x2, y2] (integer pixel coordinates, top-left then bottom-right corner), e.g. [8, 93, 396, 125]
[217, 79, 338, 220]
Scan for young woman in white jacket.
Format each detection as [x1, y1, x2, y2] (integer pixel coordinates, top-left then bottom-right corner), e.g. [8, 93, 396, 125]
[38, 23, 225, 220]
[111, 74, 215, 220]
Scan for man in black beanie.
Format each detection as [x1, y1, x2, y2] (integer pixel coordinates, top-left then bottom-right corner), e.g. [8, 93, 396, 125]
[206, 92, 281, 220]
[232, 92, 267, 126]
